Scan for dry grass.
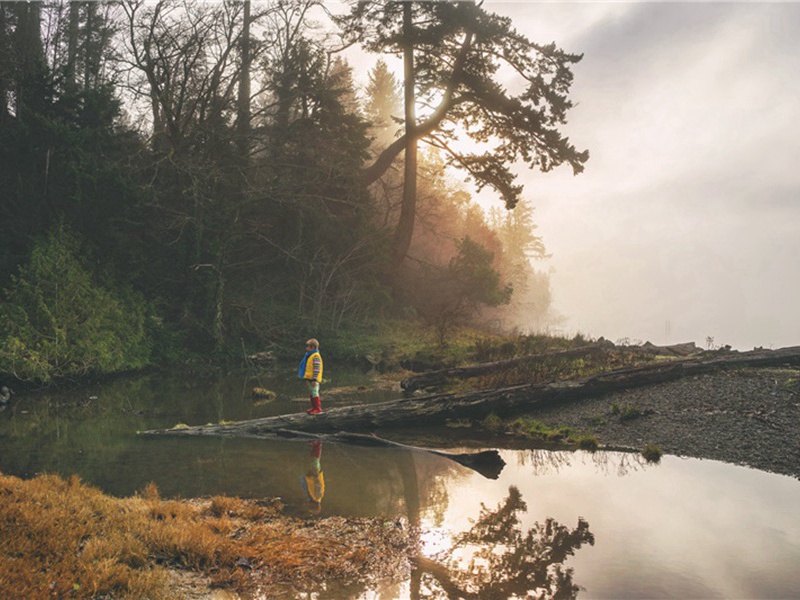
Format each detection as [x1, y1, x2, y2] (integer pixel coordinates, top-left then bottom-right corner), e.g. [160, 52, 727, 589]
[471, 349, 658, 390]
[0, 472, 412, 599]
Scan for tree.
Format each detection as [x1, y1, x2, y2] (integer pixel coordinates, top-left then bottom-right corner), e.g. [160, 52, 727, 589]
[363, 58, 402, 151]
[338, 1, 588, 266]
[0, 1, 140, 287]
[416, 236, 512, 345]
[120, 0, 264, 350]
[488, 199, 558, 331]
[253, 20, 382, 332]
[7, 1, 47, 121]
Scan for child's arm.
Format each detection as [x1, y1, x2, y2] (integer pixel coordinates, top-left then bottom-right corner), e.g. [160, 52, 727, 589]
[312, 355, 322, 380]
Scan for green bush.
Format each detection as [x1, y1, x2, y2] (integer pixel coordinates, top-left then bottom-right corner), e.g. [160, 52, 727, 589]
[642, 444, 663, 463]
[0, 226, 152, 382]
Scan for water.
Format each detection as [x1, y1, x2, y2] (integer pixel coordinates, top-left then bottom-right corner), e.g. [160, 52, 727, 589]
[1, 367, 799, 598]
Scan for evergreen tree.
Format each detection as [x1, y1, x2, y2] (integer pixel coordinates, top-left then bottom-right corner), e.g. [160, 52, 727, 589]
[338, 1, 588, 266]
[364, 59, 402, 151]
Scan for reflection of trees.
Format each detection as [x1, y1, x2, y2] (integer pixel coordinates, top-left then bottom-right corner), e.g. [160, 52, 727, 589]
[414, 486, 594, 600]
[524, 449, 653, 477]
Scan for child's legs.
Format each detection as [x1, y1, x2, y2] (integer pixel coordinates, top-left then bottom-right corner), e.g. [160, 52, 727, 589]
[306, 380, 320, 397]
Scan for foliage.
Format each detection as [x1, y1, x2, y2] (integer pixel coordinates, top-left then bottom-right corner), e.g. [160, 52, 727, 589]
[0, 226, 151, 382]
[414, 236, 512, 345]
[340, 1, 588, 208]
[0, 0, 573, 379]
[642, 444, 663, 463]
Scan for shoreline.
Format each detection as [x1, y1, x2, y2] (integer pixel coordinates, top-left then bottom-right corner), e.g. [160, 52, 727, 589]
[529, 366, 800, 480]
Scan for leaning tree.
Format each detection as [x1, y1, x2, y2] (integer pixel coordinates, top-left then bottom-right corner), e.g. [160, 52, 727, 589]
[337, 1, 589, 267]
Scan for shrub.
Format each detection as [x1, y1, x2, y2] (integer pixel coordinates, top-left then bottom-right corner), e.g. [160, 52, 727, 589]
[642, 444, 663, 462]
[0, 225, 151, 381]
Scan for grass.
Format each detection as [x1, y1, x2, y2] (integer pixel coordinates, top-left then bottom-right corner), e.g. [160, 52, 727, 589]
[0, 472, 412, 599]
[481, 414, 599, 451]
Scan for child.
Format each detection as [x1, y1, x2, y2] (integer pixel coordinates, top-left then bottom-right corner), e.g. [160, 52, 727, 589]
[298, 338, 323, 414]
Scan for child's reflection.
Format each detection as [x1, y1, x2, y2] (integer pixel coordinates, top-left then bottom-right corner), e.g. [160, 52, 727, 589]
[301, 441, 325, 513]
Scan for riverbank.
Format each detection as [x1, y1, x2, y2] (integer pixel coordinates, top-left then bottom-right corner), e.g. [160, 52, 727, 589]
[528, 366, 800, 480]
[0, 473, 413, 600]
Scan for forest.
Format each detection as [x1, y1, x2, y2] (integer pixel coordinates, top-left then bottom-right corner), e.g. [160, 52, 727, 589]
[0, 0, 587, 383]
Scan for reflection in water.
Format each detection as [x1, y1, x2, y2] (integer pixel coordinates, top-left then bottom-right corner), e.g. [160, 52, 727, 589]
[413, 486, 594, 600]
[301, 441, 325, 514]
[525, 448, 655, 477]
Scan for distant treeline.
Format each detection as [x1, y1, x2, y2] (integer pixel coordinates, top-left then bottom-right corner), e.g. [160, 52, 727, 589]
[0, 1, 584, 382]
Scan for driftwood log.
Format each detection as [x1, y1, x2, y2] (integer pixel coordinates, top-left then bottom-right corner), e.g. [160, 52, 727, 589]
[400, 344, 609, 393]
[399, 341, 706, 393]
[141, 345, 800, 439]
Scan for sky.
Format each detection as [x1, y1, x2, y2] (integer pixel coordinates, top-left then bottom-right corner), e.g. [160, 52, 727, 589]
[471, 0, 800, 350]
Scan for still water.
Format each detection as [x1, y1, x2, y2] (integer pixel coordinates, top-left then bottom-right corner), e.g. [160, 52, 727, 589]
[1, 367, 799, 598]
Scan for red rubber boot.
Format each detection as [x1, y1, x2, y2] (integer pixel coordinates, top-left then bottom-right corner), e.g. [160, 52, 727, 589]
[308, 396, 322, 415]
[306, 395, 315, 414]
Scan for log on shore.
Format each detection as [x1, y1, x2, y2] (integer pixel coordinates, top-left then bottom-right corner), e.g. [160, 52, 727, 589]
[140, 346, 800, 439]
[400, 344, 609, 392]
[400, 341, 707, 392]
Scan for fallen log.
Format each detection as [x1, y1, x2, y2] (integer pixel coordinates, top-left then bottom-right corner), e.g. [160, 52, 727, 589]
[400, 341, 708, 393]
[140, 345, 800, 439]
[400, 344, 608, 392]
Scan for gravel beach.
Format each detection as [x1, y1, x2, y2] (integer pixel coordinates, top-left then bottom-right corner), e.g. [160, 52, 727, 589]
[532, 366, 800, 479]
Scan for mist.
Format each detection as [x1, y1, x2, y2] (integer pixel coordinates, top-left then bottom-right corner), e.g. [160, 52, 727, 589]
[481, 1, 800, 350]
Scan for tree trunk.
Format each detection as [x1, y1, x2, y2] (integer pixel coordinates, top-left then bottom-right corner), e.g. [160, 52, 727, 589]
[13, 1, 45, 121]
[236, 0, 251, 157]
[391, 1, 418, 268]
[65, 1, 81, 93]
[140, 345, 800, 437]
[0, 5, 9, 122]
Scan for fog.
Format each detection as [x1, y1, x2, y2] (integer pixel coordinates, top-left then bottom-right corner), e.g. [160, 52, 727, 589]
[483, 1, 800, 350]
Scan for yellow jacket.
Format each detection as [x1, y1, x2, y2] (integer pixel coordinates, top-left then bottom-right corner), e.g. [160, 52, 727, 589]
[302, 351, 323, 382]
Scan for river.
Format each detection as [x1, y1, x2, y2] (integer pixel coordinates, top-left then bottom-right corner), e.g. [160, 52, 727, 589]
[1, 366, 799, 598]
